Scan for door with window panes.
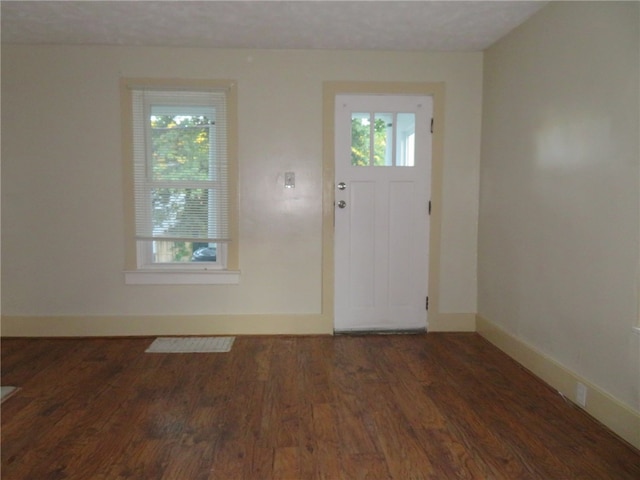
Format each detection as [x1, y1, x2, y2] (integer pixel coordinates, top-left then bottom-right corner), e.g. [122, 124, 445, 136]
[334, 94, 432, 332]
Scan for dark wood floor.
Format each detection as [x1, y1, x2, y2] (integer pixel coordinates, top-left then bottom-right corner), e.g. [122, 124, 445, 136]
[1, 334, 638, 479]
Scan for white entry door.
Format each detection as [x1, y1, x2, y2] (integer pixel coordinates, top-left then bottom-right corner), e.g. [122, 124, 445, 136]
[334, 94, 432, 332]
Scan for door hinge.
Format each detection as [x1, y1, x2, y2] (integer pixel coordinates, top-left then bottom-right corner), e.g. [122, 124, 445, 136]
[426, 296, 429, 311]
[428, 200, 431, 215]
[430, 118, 434, 134]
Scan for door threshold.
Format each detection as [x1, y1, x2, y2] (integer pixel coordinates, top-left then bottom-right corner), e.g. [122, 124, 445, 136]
[335, 328, 426, 336]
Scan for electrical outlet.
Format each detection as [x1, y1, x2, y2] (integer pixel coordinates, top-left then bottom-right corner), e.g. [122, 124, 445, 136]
[576, 382, 587, 407]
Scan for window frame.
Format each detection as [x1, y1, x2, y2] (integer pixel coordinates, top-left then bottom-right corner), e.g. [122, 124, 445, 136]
[136, 92, 225, 270]
[121, 78, 239, 285]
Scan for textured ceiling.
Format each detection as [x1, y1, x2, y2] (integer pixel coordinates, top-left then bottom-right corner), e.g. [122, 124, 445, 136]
[1, 1, 547, 52]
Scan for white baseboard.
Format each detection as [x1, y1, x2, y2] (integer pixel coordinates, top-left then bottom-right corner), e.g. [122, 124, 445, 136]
[1, 311, 479, 337]
[476, 315, 640, 450]
[428, 312, 476, 332]
[0, 314, 333, 337]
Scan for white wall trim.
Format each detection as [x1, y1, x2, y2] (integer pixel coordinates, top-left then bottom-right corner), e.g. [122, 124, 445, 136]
[428, 312, 476, 332]
[477, 315, 640, 450]
[1, 314, 333, 337]
[1, 312, 479, 337]
[124, 270, 240, 285]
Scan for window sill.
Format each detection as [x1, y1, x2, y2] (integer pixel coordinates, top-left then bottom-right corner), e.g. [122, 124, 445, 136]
[124, 269, 240, 285]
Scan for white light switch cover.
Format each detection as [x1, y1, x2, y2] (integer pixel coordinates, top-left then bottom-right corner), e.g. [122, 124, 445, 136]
[284, 171, 295, 188]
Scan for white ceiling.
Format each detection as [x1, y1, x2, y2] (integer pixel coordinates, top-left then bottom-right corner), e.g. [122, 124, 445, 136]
[1, 1, 547, 52]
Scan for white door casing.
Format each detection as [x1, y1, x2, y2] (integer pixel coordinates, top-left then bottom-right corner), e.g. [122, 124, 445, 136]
[334, 94, 432, 332]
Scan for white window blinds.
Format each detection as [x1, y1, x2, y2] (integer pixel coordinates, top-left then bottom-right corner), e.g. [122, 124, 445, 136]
[131, 88, 230, 243]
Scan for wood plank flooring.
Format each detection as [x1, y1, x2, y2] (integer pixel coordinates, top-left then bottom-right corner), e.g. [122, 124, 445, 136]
[1, 334, 638, 479]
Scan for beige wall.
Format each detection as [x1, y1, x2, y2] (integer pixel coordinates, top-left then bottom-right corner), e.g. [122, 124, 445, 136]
[479, 1, 639, 415]
[1, 47, 481, 332]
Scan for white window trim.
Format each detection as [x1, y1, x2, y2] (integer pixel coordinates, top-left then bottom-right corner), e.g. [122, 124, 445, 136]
[133, 95, 227, 272]
[124, 269, 240, 285]
[136, 241, 228, 271]
[134, 90, 227, 261]
[122, 79, 239, 285]
[128, 239, 238, 284]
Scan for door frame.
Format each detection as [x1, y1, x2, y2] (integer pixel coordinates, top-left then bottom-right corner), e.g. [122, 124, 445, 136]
[321, 81, 445, 333]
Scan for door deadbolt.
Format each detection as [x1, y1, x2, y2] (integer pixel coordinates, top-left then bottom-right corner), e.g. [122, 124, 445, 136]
[337, 182, 346, 190]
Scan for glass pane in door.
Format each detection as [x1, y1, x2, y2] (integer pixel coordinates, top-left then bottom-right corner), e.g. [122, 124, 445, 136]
[374, 113, 394, 166]
[351, 113, 370, 166]
[351, 112, 415, 167]
[396, 113, 415, 167]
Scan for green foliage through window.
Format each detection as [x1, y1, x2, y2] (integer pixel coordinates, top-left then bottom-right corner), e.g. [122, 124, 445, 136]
[151, 114, 213, 181]
[150, 114, 214, 261]
[351, 115, 389, 166]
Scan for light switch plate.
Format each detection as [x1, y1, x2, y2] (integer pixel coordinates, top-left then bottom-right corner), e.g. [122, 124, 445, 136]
[284, 171, 295, 188]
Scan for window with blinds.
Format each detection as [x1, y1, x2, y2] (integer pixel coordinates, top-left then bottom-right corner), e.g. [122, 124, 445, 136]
[131, 87, 230, 267]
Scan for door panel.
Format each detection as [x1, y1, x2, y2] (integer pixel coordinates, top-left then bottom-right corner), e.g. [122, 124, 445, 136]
[388, 181, 415, 307]
[334, 94, 432, 332]
[349, 181, 376, 308]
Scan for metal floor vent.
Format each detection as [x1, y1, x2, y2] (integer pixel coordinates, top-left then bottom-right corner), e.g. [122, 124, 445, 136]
[145, 337, 235, 353]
